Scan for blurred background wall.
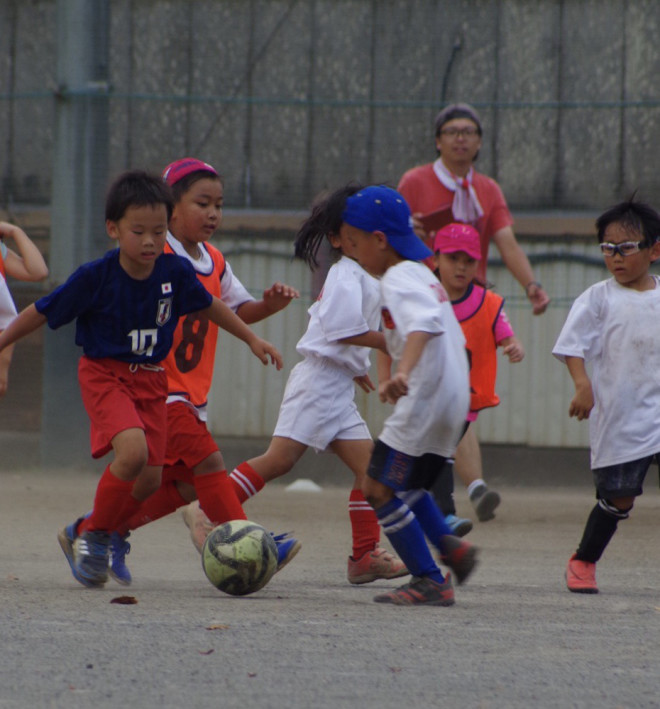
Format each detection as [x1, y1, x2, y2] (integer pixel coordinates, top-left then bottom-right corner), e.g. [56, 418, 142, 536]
[2, 0, 658, 461]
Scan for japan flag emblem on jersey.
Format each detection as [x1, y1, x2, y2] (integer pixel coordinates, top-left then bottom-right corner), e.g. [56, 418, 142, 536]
[162, 282, 172, 294]
[157, 298, 172, 326]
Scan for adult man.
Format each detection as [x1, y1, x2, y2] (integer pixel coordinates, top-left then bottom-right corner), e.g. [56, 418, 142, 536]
[398, 102, 550, 532]
[398, 102, 549, 312]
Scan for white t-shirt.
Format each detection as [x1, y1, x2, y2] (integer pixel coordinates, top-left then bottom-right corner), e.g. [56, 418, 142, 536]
[378, 260, 470, 458]
[0, 245, 17, 330]
[553, 276, 660, 468]
[296, 256, 381, 377]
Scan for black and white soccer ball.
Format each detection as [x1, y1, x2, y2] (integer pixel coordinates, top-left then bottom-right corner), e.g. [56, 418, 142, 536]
[201, 520, 278, 596]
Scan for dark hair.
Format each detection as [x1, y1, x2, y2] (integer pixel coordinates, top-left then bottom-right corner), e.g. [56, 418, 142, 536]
[434, 104, 482, 161]
[105, 170, 173, 222]
[595, 196, 660, 246]
[434, 104, 483, 138]
[170, 169, 223, 204]
[294, 182, 365, 270]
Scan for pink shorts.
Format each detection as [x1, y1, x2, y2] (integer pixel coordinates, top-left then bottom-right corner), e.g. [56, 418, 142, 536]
[78, 357, 168, 465]
[163, 400, 219, 470]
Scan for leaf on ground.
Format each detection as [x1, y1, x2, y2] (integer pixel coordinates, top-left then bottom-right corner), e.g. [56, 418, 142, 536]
[110, 595, 138, 605]
[206, 624, 230, 631]
[198, 649, 215, 655]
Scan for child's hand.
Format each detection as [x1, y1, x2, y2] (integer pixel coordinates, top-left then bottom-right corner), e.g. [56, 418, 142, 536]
[262, 282, 300, 314]
[501, 338, 525, 363]
[379, 372, 409, 404]
[378, 379, 390, 403]
[569, 382, 594, 420]
[249, 337, 283, 370]
[353, 373, 375, 393]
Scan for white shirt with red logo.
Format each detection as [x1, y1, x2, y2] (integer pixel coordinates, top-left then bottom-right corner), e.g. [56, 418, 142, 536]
[378, 260, 469, 458]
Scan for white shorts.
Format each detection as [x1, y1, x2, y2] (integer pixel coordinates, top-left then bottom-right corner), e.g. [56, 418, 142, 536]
[273, 357, 371, 452]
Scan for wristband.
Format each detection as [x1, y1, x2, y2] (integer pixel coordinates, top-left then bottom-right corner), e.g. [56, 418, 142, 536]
[525, 281, 542, 294]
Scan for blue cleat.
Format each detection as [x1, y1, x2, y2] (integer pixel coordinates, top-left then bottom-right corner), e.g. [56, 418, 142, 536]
[57, 517, 86, 583]
[73, 530, 110, 587]
[271, 532, 301, 572]
[445, 514, 473, 538]
[109, 532, 132, 586]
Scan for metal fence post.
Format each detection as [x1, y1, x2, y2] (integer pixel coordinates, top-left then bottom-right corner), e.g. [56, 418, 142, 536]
[41, 0, 109, 468]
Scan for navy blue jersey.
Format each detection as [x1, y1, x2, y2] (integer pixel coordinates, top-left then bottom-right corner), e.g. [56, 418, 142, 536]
[36, 250, 213, 363]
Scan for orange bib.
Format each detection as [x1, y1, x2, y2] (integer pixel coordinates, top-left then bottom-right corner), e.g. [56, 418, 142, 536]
[162, 242, 226, 407]
[459, 289, 504, 412]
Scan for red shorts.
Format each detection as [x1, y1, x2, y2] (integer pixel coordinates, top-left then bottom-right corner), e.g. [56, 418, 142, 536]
[78, 357, 168, 465]
[163, 400, 219, 470]
[161, 463, 195, 487]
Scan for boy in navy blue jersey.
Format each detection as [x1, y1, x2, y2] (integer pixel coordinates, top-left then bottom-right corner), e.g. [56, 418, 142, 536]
[0, 170, 282, 587]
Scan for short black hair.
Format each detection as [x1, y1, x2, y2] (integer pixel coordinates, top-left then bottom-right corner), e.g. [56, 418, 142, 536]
[170, 169, 223, 204]
[105, 170, 173, 222]
[595, 196, 660, 246]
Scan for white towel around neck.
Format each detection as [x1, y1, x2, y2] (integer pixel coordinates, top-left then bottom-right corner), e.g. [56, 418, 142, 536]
[433, 159, 484, 224]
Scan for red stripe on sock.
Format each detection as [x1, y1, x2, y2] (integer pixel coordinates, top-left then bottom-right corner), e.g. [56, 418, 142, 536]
[349, 489, 379, 559]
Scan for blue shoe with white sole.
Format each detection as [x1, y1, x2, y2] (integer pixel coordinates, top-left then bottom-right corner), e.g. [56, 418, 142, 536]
[271, 532, 301, 572]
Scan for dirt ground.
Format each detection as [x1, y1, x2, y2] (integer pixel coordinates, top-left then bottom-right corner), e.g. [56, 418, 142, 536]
[1, 468, 659, 709]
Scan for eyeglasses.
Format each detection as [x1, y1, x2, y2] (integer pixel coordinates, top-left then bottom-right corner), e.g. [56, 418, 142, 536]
[599, 240, 648, 257]
[440, 127, 480, 138]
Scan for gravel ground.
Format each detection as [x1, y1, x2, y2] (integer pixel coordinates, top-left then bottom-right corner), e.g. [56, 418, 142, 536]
[1, 468, 659, 709]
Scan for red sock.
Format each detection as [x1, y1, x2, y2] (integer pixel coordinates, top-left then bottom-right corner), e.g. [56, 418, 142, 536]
[112, 494, 142, 535]
[229, 461, 265, 503]
[194, 470, 247, 525]
[118, 481, 188, 535]
[348, 488, 380, 559]
[79, 465, 135, 533]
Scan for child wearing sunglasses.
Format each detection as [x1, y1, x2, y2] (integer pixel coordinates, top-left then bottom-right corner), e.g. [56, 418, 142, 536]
[553, 197, 660, 594]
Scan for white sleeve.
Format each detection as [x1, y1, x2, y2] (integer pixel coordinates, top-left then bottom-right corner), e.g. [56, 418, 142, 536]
[383, 269, 444, 338]
[316, 275, 370, 342]
[219, 260, 255, 312]
[552, 287, 602, 363]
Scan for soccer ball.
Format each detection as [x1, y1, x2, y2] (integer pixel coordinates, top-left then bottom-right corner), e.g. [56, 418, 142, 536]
[201, 520, 278, 596]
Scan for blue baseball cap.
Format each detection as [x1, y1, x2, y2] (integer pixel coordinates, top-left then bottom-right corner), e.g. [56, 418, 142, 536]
[342, 185, 432, 261]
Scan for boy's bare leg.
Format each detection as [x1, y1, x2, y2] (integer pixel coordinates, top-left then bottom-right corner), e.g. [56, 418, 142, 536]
[454, 426, 501, 522]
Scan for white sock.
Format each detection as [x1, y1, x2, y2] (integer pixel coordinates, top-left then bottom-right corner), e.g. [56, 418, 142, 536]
[467, 479, 486, 497]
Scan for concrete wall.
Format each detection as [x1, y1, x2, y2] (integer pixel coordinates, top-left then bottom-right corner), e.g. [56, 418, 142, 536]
[205, 224, 615, 449]
[2, 0, 660, 211]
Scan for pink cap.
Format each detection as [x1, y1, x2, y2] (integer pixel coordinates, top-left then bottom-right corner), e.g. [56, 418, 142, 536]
[162, 158, 218, 186]
[433, 223, 481, 260]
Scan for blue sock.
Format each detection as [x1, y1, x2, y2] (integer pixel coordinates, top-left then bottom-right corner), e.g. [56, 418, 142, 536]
[398, 490, 453, 555]
[376, 497, 444, 583]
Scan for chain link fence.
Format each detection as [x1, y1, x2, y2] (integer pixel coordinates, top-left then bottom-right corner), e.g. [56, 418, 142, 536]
[2, 0, 660, 211]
